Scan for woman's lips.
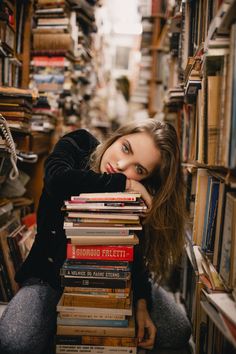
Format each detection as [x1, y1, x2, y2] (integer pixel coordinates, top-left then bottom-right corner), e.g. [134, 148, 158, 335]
[106, 163, 116, 173]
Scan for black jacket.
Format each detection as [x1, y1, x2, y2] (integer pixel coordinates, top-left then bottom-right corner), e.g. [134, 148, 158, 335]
[15, 129, 152, 307]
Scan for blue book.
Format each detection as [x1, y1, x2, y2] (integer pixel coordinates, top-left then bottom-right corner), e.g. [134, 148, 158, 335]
[57, 317, 129, 327]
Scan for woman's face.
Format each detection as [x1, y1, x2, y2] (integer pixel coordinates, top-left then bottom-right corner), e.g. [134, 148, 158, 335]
[100, 132, 161, 181]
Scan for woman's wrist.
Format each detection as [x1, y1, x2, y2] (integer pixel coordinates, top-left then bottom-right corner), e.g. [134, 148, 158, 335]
[126, 178, 131, 190]
[136, 298, 148, 310]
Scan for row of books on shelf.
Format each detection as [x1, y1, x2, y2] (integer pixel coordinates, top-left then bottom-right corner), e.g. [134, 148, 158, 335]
[140, 1, 235, 169]
[55, 192, 146, 354]
[181, 32, 236, 169]
[181, 164, 236, 353]
[0, 198, 36, 301]
[30, 0, 99, 131]
[186, 166, 236, 291]
[0, 0, 27, 88]
[0, 86, 56, 165]
[181, 247, 236, 354]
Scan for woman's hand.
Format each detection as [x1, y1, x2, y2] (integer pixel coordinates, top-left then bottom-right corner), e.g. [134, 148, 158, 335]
[136, 299, 157, 350]
[126, 179, 153, 209]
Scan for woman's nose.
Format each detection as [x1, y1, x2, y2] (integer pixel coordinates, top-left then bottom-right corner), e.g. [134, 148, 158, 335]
[117, 159, 128, 171]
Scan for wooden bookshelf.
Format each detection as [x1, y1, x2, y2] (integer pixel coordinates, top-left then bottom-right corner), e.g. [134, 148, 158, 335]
[0, 0, 99, 302]
[133, 0, 236, 352]
[155, 1, 236, 353]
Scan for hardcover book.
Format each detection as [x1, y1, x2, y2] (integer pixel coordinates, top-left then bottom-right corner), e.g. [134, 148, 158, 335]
[67, 244, 134, 261]
[66, 212, 139, 221]
[57, 293, 132, 316]
[60, 276, 130, 289]
[56, 317, 135, 337]
[55, 334, 138, 347]
[60, 267, 131, 280]
[57, 315, 129, 328]
[71, 192, 141, 202]
[61, 292, 131, 308]
[56, 344, 137, 354]
[68, 234, 139, 246]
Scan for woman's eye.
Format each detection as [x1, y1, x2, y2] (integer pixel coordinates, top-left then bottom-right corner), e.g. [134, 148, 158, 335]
[136, 165, 143, 175]
[122, 144, 129, 153]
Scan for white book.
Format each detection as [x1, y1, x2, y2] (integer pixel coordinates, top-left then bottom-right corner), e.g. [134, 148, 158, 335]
[66, 212, 139, 220]
[68, 234, 139, 246]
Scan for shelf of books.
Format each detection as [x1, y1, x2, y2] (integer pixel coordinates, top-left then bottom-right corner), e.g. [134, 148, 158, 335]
[131, 0, 168, 117]
[0, 0, 40, 303]
[0, 0, 100, 303]
[55, 192, 146, 354]
[31, 0, 98, 133]
[158, 1, 236, 353]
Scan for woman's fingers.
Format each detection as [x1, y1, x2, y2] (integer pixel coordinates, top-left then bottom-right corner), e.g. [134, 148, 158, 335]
[127, 180, 153, 209]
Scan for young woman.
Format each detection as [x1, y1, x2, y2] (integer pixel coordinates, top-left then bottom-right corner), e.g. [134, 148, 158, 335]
[0, 119, 191, 354]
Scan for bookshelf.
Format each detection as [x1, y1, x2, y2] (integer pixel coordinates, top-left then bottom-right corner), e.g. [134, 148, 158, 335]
[0, 1, 40, 300]
[131, 1, 168, 117]
[150, 1, 236, 353]
[0, 0, 100, 302]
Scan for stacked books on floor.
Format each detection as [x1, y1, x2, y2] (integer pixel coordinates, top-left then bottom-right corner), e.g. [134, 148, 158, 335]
[55, 192, 147, 354]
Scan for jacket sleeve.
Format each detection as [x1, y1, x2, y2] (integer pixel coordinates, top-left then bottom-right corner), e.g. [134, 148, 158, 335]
[44, 133, 127, 200]
[132, 237, 153, 311]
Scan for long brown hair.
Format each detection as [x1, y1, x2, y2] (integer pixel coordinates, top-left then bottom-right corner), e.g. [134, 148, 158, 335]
[90, 119, 186, 282]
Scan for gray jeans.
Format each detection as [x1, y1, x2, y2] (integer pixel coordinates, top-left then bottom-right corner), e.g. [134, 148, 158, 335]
[0, 279, 191, 354]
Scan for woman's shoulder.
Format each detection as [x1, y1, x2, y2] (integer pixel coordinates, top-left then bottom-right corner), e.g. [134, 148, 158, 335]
[58, 129, 100, 152]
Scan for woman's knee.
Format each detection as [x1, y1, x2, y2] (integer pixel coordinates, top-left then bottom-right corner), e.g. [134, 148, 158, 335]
[151, 284, 192, 348]
[0, 280, 61, 354]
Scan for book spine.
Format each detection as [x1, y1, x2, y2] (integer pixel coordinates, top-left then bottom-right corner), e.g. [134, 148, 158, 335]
[65, 218, 139, 224]
[60, 268, 131, 280]
[65, 229, 130, 236]
[67, 244, 134, 261]
[58, 312, 126, 321]
[71, 197, 137, 201]
[57, 317, 129, 327]
[56, 345, 137, 354]
[66, 201, 125, 206]
[55, 335, 137, 346]
[64, 286, 130, 294]
[63, 263, 131, 271]
[61, 277, 129, 289]
[56, 325, 135, 337]
[64, 259, 131, 267]
[66, 213, 139, 220]
[63, 290, 129, 298]
[64, 222, 139, 228]
[57, 305, 132, 316]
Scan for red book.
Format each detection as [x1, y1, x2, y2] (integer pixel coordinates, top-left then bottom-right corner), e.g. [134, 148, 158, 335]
[67, 244, 134, 261]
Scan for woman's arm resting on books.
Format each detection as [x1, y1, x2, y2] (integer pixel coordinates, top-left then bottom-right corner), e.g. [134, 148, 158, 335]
[136, 298, 156, 349]
[45, 151, 126, 199]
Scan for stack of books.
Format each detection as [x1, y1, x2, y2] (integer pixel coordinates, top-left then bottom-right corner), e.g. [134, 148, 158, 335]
[31, 94, 56, 133]
[55, 192, 147, 354]
[33, 0, 74, 54]
[0, 87, 36, 132]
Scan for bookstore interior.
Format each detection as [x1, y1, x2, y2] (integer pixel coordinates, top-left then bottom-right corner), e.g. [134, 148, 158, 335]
[0, 0, 236, 353]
